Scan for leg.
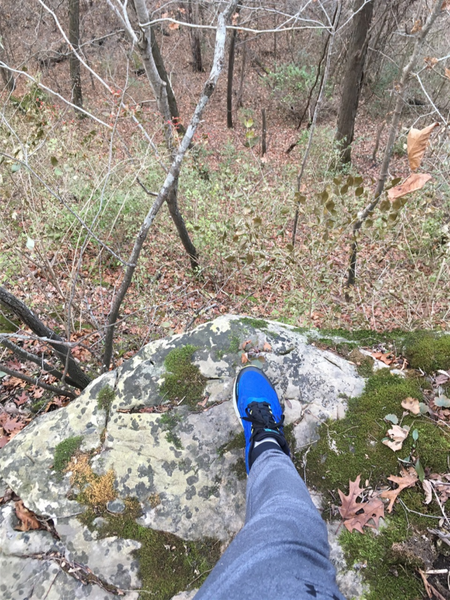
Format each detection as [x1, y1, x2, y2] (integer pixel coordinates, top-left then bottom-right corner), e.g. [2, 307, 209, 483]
[195, 449, 344, 600]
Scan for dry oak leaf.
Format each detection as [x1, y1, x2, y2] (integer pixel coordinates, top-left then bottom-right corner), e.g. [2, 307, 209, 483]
[338, 475, 385, 534]
[446, 68, 450, 80]
[241, 353, 249, 365]
[14, 500, 40, 531]
[407, 122, 439, 171]
[382, 424, 410, 452]
[388, 173, 432, 200]
[401, 397, 421, 415]
[410, 19, 422, 33]
[381, 468, 418, 512]
[422, 480, 433, 505]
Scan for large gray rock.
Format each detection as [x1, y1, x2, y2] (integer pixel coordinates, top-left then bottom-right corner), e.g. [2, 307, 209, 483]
[0, 315, 366, 599]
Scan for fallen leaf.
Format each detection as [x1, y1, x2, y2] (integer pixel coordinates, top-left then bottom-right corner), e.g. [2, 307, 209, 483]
[422, 480, 433, 505]
[384, 413, 399, 425]
[15, 391, 29, 406]
[241, 353, 249, 364]
[387, 173, 432, 200]
[434, 396, 450, 408]
[401, 397, 421, 415]
[263, 342, 272, 352]
[446, 68, 450, 80]
[168, 21, 180, 30]
[338, 475, 385, 533]
[241, 340, 252, 350]
[0, 415, 25, 435]
[0, 436, 8, 449]
[372, 351, 394, 365]
[381, 468, 418, 512]
[382, 424, 410, 451]
[407, 123, 439, 171]
[424, 56, 438, 69]
[14, 500, 40, 531]
[32, 387, 44, 399]
[429, 473, 450, 504]
[410, 19, 422, 33]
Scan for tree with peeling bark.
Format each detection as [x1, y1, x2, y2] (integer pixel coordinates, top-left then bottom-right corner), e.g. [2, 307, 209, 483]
[335, 0, 374, 164]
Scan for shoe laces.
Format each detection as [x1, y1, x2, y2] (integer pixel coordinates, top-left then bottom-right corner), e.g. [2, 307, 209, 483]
[243, 401, 284, 434]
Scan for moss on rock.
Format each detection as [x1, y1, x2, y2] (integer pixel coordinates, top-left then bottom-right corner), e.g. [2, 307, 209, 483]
[97, 385, 115, 411]
[160, 345, 207, 407]
[53, 436, 83, 472]
[404, 332, 450, 373]
[88, 498, 220, 600]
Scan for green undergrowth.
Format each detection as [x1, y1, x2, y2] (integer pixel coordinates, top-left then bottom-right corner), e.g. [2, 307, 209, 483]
[53, 436, 83, 472]
[97, 385, 115, 411]
[160, 345, 207, 407]
[80, 499, 220, 600]
[305, 369, 450, 599]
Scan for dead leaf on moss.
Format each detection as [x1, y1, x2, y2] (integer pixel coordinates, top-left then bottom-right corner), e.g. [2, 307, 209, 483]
[381, 468, 418, 512]
[338, 475, 385, 534]
[428, 473, 450, 504]
[388, 173, 432, 200]
[422, 480, 433, 505]
[382, 424, 410, 451]
[14, 500, 40, 531]
[407, 123, 439, 171]
[401, 397, 421, 415]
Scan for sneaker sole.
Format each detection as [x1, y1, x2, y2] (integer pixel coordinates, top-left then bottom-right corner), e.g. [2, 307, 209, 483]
[232, 373, 242, 428]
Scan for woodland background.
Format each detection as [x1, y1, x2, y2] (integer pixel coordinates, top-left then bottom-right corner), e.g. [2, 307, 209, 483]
[0, 0, 449, 404]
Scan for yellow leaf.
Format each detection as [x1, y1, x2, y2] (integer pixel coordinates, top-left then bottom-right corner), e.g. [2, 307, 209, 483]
[401, 397, 420, 415]
[407, 122, 439, 170]
[387, 173, 432, 200]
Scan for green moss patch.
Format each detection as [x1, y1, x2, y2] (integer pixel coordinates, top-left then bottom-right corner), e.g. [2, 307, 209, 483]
[159, 412, 183, 449]
[306, 370, 449, 491]
[240, 317, 269, 330]
[305, 369, 450, 600]
[404, 332, 450, 373]
[97, 385, 115, 411]
[83, 499, 220, 600]
[53, 436, 83, 472]
[160, 345, 207, 407]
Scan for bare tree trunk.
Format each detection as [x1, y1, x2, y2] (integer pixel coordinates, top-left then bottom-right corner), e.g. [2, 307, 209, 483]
[345, 0, 444, 291]
[166, 176, 199, 269]
[237, 38, 247, 109]
[150, 26, 184, 133]
[0, 286, 91, 389]
[68, 0, 83, 112]
[0, 28, 15, 92]
[335, 0, 374, 164]
[102, 0, 238, 371]
[227, 25, 238, 128]
[188, 0, 203, 72]
[261, 109, 267, 155]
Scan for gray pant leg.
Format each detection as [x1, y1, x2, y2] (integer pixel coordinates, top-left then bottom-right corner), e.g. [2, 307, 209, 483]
[195, 449, 345, 600]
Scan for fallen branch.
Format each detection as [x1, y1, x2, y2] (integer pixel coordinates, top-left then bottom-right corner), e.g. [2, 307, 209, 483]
[0, 364, 76, 399]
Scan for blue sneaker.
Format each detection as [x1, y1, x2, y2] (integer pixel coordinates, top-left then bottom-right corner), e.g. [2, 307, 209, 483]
[233, 366, 290, 473]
